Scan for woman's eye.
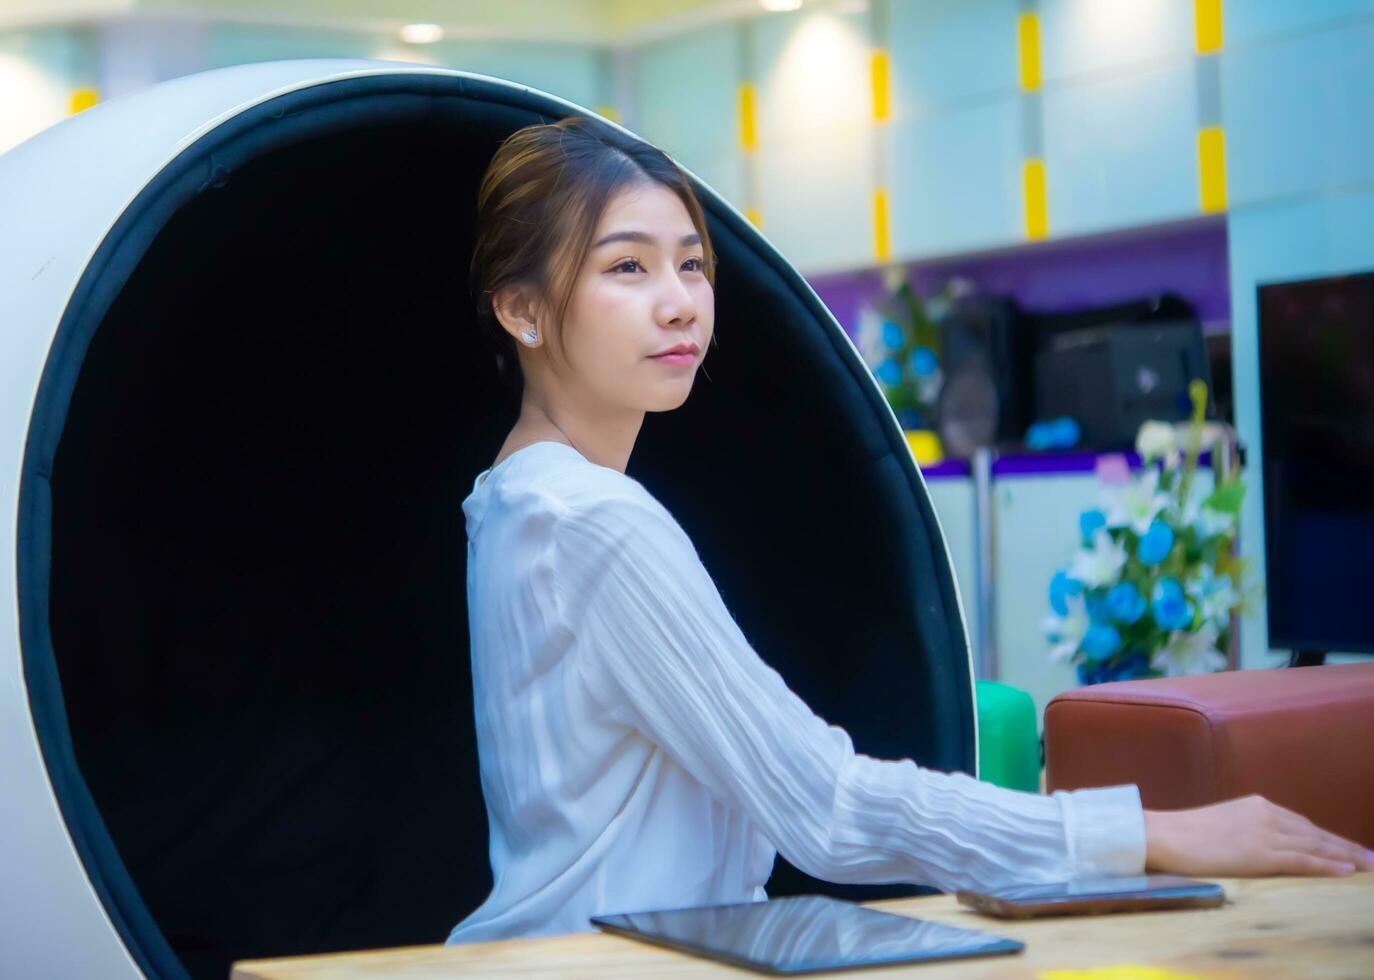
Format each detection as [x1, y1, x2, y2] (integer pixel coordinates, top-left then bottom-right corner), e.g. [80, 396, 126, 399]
[610, 257, 704, 274]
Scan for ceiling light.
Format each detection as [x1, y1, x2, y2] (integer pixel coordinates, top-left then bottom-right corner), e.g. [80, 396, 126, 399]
[399, 23, 444, 44]
[759, 0, 803, 11]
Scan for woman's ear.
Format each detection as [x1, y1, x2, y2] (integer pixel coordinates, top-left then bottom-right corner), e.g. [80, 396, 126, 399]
[493, 284, 543, 348]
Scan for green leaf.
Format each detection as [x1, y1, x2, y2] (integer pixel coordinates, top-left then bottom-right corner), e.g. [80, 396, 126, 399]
[1202, 480, 1246, 515]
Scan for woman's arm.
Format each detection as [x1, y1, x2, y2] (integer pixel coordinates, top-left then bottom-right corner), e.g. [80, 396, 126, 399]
[550, 491, 1145, 893]
[551, 491, 1374, 887]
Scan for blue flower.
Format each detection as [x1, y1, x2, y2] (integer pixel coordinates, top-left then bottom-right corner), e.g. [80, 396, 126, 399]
[1076, 649, 1152, 686]
[1151, 578, 1193, 630]
[1137, 520, 1175, 566]
[1079, 509, 1107, 547]
[1071, 662, 1104, 684]
[1081, 624, 1123, 662]
[1076, 660, 1108, 685]
[881, 319, 904, 350]
[875, 357, 902, 386]
[909, 346, 938, 377]
[1106, 650, 1151, 681]
[1048, 571, 1083, 616]
[1106, 582, 1146, 624]
[1085, 592, 1112, 625]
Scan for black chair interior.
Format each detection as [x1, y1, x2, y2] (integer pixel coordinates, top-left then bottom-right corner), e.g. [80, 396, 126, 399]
[23, 74, 973, 979]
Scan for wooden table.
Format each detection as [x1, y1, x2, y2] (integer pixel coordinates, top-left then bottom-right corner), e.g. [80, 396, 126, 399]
[232, 873, 1374, 979]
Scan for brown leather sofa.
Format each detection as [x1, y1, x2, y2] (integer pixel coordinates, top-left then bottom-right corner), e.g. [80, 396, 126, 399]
[1044, 663, 1374, 848]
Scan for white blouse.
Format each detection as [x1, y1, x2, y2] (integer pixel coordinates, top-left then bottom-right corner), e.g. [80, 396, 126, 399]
[446, 440, 1146, 945]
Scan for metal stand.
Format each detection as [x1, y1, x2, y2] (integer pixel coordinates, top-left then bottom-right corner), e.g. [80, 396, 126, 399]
[971, 447, 998, 681]
[1288, 650, 1326, 668]
[1211, 426, 1243, 671]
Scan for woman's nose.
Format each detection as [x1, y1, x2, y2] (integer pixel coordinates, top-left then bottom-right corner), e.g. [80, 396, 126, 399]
[657, 269, 697, 325]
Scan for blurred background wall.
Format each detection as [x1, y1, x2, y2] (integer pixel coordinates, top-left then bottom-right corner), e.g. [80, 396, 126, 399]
[4, 0, 1372, 719]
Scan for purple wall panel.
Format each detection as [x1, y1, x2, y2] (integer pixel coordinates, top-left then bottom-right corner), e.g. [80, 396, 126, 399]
[809, 217, 1230, 339]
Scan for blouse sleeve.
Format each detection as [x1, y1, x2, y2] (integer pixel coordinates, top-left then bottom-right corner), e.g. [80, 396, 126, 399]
[549, 490, 1147, 893]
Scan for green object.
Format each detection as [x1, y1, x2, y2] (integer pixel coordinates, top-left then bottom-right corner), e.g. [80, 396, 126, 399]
[974, 680, 1041, 792]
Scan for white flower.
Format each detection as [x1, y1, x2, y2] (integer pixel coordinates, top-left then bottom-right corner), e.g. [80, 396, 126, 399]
[1151, 623, 1228, 676]
[1136, 421, 1177, 462]
[1186, 569, 1240, 629]
[1182, 498, 1235, 539]
[1172, 421, 1229, 454]
[854, 305, 886, 368]
[1070, 529, 1127, 589]
[1044, 593, 1089, 663]
[915, 367, 943, 405]
[1167, 421, 1230, 452]
[1199, 422, 1229, 451]
[1103, 467, 1171, 535]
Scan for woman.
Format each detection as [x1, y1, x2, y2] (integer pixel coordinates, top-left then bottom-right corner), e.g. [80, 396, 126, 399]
[447, 117, 1373, 944]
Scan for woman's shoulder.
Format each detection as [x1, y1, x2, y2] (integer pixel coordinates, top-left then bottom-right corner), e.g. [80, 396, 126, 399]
[496, 443, 677, 533]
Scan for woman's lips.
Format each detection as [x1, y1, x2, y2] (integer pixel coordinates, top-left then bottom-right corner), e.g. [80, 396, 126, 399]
[649, 351, 697, 367]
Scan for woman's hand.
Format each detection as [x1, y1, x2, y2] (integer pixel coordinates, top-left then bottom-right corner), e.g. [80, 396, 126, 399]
[1143, 794, 1374, 876]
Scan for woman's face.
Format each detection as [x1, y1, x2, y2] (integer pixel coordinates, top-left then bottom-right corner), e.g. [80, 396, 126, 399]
[553, 180, 714, 413]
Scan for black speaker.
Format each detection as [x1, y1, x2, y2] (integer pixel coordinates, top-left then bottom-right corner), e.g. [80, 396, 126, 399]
[1033, 319, 1212, 450]
[937, 295, 1032, 455]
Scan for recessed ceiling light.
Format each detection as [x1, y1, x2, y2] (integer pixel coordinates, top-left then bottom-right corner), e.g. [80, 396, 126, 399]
[759, 0, 803, 11]
[399, 23, 444, 44]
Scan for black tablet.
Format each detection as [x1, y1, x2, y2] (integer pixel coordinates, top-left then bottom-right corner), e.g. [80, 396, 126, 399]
[591, 894, 1024, 975]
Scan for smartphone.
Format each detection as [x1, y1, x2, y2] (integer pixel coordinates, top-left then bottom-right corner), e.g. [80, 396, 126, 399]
[956, 875, 1225, 919]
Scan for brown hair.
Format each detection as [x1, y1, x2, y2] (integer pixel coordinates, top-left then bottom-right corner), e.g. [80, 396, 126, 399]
[470, 115, 718, 390]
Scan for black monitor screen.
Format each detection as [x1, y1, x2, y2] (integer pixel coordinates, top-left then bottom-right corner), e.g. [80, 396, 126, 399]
[1258, 271, 1374, 654]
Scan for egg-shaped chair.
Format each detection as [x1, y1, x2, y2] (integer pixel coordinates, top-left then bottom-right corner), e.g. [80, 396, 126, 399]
[0, 60, 976, 980]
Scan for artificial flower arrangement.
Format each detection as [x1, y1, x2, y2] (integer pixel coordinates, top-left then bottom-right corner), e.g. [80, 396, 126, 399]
[854, 270, 962, 430]
[1043, 381, 1252, 683]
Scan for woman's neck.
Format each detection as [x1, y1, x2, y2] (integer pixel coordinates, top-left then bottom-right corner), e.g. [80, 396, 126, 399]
[497, 396, 643, 474]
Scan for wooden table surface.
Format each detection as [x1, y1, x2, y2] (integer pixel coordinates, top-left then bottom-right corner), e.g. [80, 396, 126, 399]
[231, 873, 1374, 979]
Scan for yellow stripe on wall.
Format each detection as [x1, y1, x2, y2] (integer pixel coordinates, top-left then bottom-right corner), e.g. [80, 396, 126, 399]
[745, 208, 763, 229]
[1017, 13, 1041, 92]
[1198, 126, 1228, 213]
[69, 88, 99, 114]
[870, 50, 891, 123]
[1023, 159, 1048, 239]
[872, 187, 891, 263]
[594, 105, 621, 123]
[1195, 0, 1223, 54]
[738, 83, 757, 152]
